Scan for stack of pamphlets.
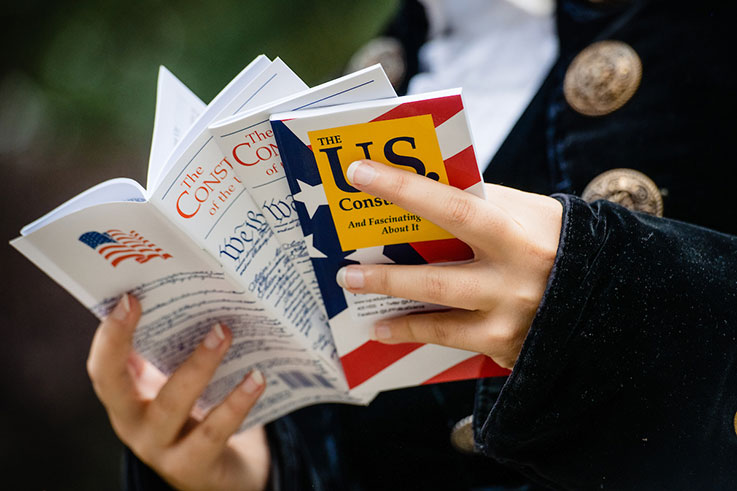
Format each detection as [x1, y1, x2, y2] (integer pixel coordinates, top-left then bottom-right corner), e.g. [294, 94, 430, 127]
[11, 56, 508, 428]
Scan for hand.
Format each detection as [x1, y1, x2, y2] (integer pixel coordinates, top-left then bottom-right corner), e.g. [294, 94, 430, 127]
[335, 160, 563, 369]
[87, 294, 270, 491]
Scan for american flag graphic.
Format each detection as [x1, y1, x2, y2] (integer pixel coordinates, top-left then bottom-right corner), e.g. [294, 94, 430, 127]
[78, 229, 172, 267]
[272, 89, 511, 395]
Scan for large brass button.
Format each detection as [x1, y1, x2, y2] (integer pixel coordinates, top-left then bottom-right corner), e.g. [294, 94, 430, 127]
[733, 411, 737, 437]
[450, 415, 476, 454]
[582, 168, 664, 216]
[346, 36, 406, 89]
[564, 40, 642, 116]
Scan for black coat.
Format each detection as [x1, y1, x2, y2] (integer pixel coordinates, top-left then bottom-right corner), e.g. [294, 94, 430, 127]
[472, 0, 737, 488]
[125, 1, 737, 489]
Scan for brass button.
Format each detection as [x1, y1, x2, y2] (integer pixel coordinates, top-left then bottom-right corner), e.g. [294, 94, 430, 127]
[346, 36, 406, 89]
[564, 40, 642, 116]
[734, 411, 737, 437]
[450, 415, 476, 454]
[582, 168, 664, 217]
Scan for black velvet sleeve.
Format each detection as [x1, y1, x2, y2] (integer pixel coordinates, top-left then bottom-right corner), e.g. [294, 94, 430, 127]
[122, 448, 173, 491]
[121, 419, 315, 491]
[474, 194, 737, 489]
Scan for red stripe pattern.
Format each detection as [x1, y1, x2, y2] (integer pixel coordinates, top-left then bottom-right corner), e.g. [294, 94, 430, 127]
[408, 238, 473, 264]
[97, 229, 172, 267]
[370, 95, 464, 127]
[341, 341, 423, 389]
[421, 354, 510, 385]
[444, 145, 481, 191]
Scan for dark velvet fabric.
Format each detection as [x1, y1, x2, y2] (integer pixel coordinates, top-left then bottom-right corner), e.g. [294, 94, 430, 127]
[270, 380, 543, 491]
[123, 0, 737, 489]
[476, 196, 737, 488]
[123, 447, 173, 491]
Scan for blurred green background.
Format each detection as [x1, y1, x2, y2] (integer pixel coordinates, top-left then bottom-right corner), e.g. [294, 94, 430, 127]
[1, 1, 397, 488]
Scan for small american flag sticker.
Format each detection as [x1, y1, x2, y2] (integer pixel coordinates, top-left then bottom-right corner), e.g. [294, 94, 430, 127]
[79, 229, 172, 267]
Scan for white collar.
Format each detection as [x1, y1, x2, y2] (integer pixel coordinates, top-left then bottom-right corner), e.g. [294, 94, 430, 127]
[409, 0, 557, 169]
[420, 0, 555, 38]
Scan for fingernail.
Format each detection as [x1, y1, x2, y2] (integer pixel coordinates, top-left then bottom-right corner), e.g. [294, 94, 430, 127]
[336, 266, 365, 289]
[370, 323, 392, 341]
[203, 323, 226, 350]
[242, 369, 264, 394]
[346, 161, 377, 186]
[110, 293, 130, 321]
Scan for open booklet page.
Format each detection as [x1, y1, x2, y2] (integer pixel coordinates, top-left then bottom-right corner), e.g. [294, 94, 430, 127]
[148, 55, 273, 191]
[146, 66, 207, 190]
[208, 64, 397, 314]
[11, 201, 355, 427]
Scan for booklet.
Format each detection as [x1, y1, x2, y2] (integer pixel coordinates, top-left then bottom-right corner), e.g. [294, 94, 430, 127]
[208, 66, 397, 313]
[271, 89, 509, 396]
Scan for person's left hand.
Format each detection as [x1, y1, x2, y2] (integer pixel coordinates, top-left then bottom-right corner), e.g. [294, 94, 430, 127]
[335, 160, 563, 369]
[87, 295, 270, 491]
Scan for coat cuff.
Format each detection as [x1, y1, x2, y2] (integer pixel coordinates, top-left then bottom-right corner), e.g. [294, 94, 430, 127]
[473, 193, 593, 486]
[473, 194, 737, 488]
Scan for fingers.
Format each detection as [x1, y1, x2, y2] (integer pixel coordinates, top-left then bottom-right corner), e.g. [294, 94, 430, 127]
[149, 323, 232, 445]
[483, 183, 564, 256]
[370, 309, 479, 348]
[346, 159, 518, 249]
[180, 370, 265, 460]
[87, 293, 143, 420]
[337, 263, 495, 311]
[369, 310, 522, 368]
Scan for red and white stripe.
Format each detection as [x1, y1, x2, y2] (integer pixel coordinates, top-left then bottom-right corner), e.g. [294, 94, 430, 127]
[98, 229, 172, 267]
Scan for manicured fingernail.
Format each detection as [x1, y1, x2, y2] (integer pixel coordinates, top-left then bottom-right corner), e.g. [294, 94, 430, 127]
[111, 293, 130, 321]
[346, 160, 377, 186]
[370, 323, 392, 341]
[336, 266, 365, 289]
[203, 323, 225, 350]
[242, 369, 264, 394]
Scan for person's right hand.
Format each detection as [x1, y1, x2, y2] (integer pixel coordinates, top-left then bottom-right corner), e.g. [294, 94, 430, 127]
[87, 294, 270, 491]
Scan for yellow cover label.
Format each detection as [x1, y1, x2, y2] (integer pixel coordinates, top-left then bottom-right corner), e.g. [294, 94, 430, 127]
[309, 114, 453, 251]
